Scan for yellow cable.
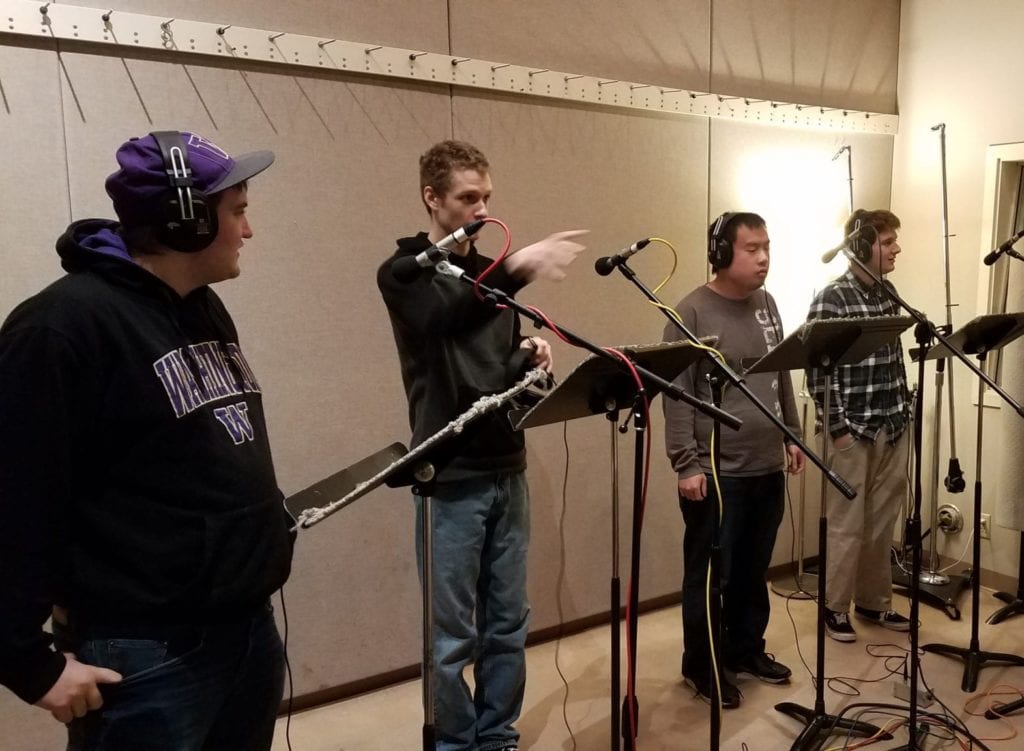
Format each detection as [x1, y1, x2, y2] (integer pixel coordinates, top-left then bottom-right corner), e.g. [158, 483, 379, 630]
[704, 422, 726, 714]
[647, 236, 678, 294]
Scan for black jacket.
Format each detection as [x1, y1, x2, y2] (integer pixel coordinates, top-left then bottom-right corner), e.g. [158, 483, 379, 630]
[0, 219, 293, 704]
[377, 233, 528, 481]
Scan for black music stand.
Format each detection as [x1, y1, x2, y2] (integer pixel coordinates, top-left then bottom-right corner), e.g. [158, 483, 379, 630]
[919, 313, 1024, 693]
[285, 371, 548, 751]
[747, 315, 913, 751]
[284, 442, 408, 528]
[514, 340, 709, 751]
[285, 443, 450, 750]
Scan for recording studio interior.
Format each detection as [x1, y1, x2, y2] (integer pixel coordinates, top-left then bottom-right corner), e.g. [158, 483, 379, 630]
[3, 1, 1024, 750]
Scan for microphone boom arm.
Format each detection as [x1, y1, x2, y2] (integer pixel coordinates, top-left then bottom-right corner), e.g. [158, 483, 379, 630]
[612, 260, 857, 500]
[435, 262, 743, 430]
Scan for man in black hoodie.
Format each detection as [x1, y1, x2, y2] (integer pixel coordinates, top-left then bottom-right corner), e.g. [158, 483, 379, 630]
[377, 140, 585, 751]
[0, 131, 293, 750]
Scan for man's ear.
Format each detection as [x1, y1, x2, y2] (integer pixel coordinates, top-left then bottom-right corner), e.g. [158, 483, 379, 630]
[423, 185, 440, 211]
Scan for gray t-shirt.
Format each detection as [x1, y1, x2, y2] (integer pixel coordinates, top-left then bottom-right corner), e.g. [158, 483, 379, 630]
[663, 284, 800, 478]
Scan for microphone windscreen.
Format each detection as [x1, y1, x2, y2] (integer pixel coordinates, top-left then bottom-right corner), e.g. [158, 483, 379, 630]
[594, 256, 617, 276]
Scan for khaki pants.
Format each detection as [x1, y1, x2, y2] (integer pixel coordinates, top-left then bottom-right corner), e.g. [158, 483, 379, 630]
[823, 428, 910, 613]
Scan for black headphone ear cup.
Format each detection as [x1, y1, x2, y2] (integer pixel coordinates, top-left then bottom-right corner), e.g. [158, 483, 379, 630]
[854, 233, 873, 262]
[708, 212, 737, 269]
[710, 236, 732, 269]
[149, 130, 218, 253]
[154, 188, 218, 253]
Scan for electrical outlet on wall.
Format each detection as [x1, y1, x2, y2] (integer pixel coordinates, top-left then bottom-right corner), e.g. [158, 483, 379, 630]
[980, 513, 991, 540]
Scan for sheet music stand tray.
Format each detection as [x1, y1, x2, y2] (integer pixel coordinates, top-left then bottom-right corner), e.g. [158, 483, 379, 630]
[516, 339, 709, 751]
[747, 315, 913, 751]
[919, 313, 1024, 694]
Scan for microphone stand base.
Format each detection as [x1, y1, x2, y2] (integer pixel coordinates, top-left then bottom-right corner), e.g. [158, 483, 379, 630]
[989, 592, 1024, 625]
[775, 702, 889, 751]
[892, 562, 970, 621]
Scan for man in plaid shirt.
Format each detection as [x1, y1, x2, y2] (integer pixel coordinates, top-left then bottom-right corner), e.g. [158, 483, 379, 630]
[806, 208, 912, 642]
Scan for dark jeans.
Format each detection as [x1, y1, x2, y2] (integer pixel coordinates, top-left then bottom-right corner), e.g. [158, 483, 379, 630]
[680, 472, 784, 679]
[61, 603, 285, 751]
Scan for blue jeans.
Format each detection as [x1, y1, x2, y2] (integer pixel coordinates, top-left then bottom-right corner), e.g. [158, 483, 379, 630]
[61, 604, 285, 751]
[416, 472, 530, 751]
[680, 473, 784, 678]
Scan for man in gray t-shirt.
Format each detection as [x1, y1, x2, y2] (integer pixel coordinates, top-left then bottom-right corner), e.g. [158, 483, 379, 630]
[663, 212, 804, 709]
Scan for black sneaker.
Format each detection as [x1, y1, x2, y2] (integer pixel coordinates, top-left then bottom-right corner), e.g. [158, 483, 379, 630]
[730, 652, 792, 684]
[854, 605, 911, 631]
[824, 609, 857, 642]
[683, 672, 742, 708]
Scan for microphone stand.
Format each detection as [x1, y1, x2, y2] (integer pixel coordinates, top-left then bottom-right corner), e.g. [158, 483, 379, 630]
[894, 122, 970, 621]
[434, 260, 743, 749]
[842, 247, 1024, 749]
[611, 261, 856, 497]
[608, 261, 857, 751]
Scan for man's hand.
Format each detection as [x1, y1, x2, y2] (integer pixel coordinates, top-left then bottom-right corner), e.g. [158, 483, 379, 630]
[678, 473, 707, 501]
[520, 336, 553, 373]
[36, 654, 122, 724]
[786, 443, 806, 474]
[504, 230, 588, 283]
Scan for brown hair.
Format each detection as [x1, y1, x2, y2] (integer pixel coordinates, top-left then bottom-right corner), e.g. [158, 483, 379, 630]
[419, 140, 489, 211]
[844, 208, 900, 238]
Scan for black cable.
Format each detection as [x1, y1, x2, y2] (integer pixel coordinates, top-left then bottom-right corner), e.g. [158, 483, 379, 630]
[554, 419, 578, 749]
[278, 585, 294, 751]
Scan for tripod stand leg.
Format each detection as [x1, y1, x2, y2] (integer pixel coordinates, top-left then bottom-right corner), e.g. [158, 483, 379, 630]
[986, 697, 1024, 719]
[775, 703, 890, 751]
[988, 531, 1024, 625]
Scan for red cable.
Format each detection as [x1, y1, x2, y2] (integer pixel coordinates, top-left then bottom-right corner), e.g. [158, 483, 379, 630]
[602, 347, 650, 750]
[474, 217, 511, 304]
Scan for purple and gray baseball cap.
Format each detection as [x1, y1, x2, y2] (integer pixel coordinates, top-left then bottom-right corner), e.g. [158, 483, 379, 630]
[105, 131, 274, 227]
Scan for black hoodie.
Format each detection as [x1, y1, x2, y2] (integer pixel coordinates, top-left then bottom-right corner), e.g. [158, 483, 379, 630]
[0, 219, 293, 704]
[377, 233, 529, 481]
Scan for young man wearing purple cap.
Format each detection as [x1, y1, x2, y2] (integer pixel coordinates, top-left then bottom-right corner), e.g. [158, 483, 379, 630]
[0, 131, 293, 750]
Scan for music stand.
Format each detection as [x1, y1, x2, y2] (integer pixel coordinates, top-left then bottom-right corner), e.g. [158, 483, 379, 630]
[919, 313, 1024, 692]
[515, 340, 709, 751]
[286, 369, 548, 751]
[747, 315, 913, 751]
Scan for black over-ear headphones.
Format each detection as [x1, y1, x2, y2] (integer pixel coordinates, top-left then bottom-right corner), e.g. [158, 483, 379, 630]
[852, 228, 875, 262]
[151, 130, 218, 253]
[847, 212, 876, 263]
[708, 211, 738, 270]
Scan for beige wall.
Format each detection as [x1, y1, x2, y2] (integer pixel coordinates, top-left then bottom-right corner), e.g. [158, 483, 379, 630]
[892, 0, 1024, 582]
[0, 1, 898, 746]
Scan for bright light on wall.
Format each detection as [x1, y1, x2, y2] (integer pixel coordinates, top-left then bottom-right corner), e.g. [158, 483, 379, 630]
[733, 145, 854, 334]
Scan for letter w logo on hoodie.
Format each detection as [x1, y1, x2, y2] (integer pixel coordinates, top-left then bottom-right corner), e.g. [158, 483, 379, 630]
[213, 402, 255, 445]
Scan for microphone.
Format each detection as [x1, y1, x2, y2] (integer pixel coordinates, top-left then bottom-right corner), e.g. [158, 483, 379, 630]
[594, 238, 651, 276]
[821, 220, 864, 263]
[983, 227, 1024, 266]
[391, 219, 486, 282]
[831, 145, 849, 161]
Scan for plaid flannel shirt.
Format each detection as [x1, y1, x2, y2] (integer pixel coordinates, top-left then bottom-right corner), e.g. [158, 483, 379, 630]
[805, 270, 911, 443]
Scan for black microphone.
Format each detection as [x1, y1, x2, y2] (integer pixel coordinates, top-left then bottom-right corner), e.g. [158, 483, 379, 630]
[391, 219, 486, 282]
[983, 227, 1024, 266]
[594, 238, 651, 276]
[821, 220, 864, 263]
